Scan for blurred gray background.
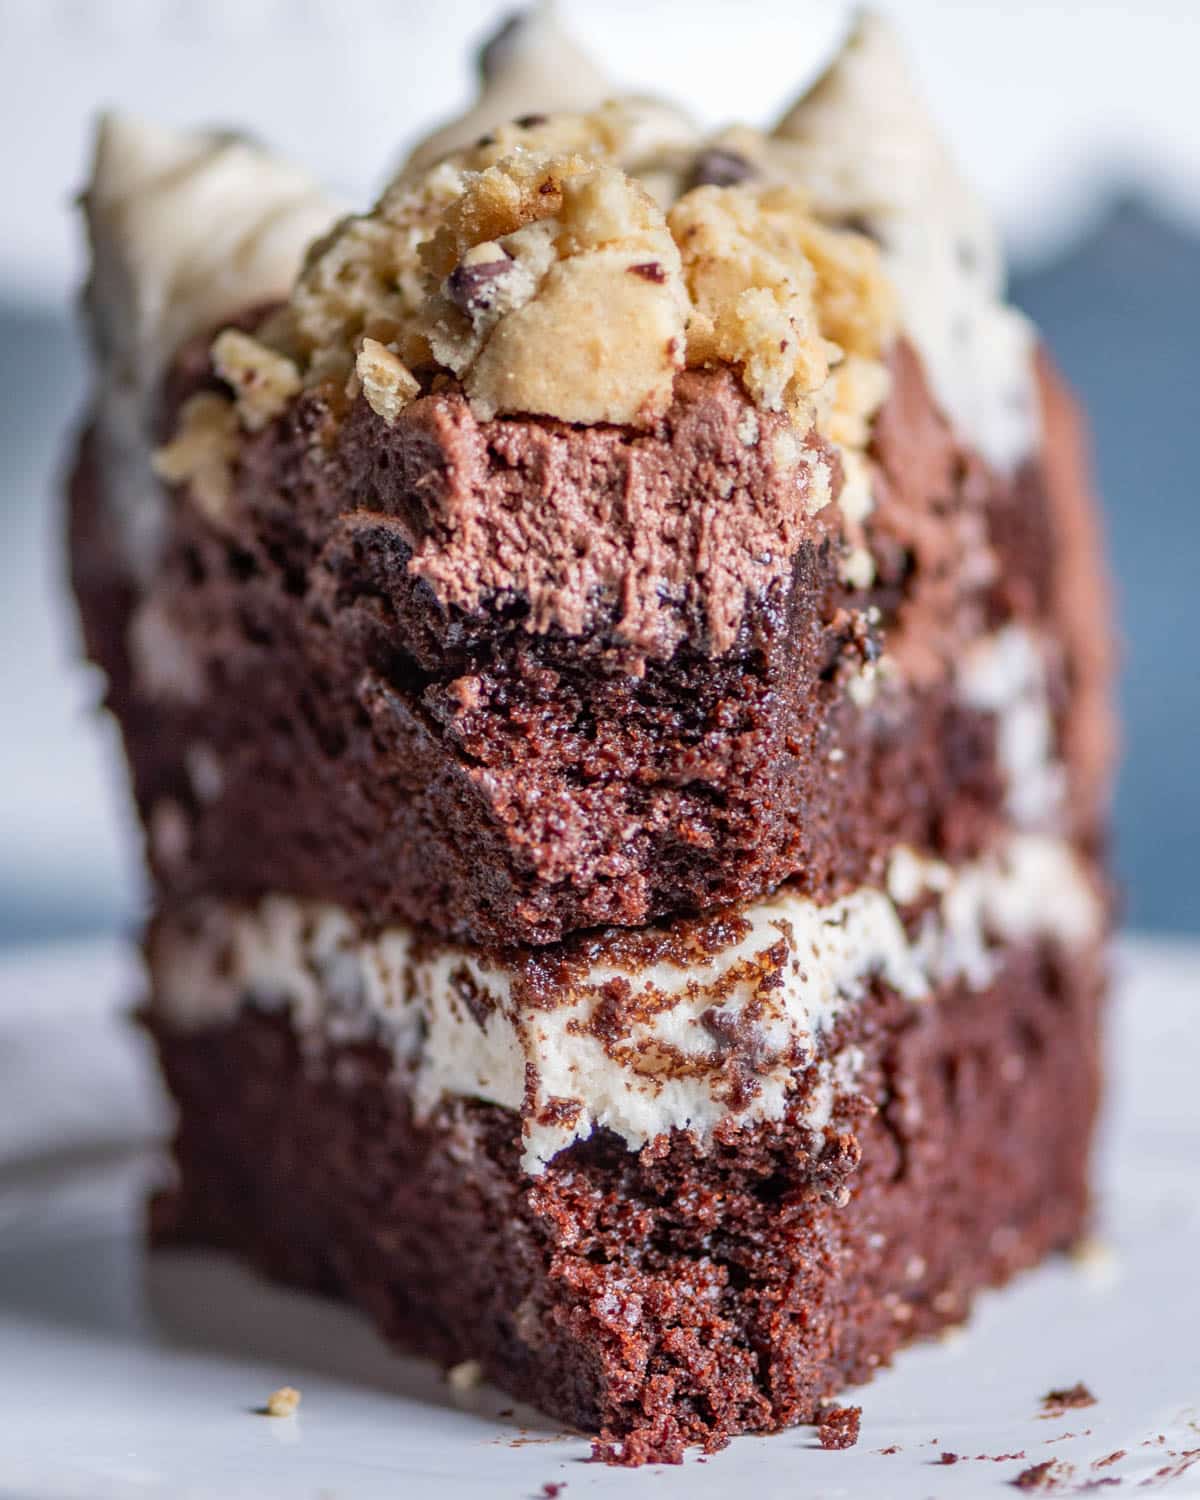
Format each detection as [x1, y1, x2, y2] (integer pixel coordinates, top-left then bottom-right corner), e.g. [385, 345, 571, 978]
[1, 0, 1197, 947]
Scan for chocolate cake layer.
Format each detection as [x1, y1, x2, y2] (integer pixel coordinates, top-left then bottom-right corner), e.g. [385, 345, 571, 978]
[70, 342, 1111, 946]
[149, 931, 1105, 1462]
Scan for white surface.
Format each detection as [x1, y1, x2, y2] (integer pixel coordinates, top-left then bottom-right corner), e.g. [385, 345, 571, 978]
[0, 937, 1198, 1499]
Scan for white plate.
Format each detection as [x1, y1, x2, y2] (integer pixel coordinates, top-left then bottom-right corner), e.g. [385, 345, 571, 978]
[1, 937, 1198, 1500]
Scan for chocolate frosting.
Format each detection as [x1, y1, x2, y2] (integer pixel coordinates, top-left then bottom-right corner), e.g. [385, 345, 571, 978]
[335, 368, 836, 658]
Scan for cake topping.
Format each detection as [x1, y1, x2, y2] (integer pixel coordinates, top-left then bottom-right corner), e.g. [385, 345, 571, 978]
[84, 8, 1042, 653]
[210, 329, 301, 432]
[242, 101, 890, 442]
[261, 1386, 301, 1418]
[414, 154, 690, 425]
[353, 338, 421, 425]
[444, 243, 517, 314]
[150, 392, 240, 526]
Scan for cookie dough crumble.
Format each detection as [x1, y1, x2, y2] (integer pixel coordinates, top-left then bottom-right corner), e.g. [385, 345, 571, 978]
[151, 392, 239, 526]
[447, 1358, 484, 1391]
[263, 1385, 301, 1418]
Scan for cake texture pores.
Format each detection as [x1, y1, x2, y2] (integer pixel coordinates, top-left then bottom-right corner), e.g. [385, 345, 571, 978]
[69, 4, 1115, 1466]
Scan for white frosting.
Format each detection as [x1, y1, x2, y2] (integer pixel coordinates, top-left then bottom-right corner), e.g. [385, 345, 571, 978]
[959, 623, 1066, 825]
[83, 114, 340, 577]
[151, 834, 1102, 1173]
[771, 14, 1039, 471]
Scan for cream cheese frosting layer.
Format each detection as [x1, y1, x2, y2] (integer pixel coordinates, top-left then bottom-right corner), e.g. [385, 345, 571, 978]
[150, 834, 1103, 1173]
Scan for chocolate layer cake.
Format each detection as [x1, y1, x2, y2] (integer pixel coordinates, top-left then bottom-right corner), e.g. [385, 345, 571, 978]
[69, 9, 1114, 1464]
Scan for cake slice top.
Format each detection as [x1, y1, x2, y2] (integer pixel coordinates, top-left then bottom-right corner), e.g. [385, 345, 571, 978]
[80, 8, 1048, 664]
[224, 8, 1033, 473]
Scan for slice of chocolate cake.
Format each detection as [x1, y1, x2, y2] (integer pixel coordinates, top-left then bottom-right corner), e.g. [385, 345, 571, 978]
[69, 10, 1115, 1465]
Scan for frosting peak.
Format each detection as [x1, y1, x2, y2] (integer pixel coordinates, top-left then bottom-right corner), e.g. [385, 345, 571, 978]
[772, 13, 1039, 469]
[405, 3, 616, 172]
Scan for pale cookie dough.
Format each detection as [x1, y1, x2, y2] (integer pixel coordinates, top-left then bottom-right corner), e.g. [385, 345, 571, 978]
[421, 158, 688, 425]
[211, 329, 301, 432]
[151, 393, 240, 527]
[220, 99, 892, 443]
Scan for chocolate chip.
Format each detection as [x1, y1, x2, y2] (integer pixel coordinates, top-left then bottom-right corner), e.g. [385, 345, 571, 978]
[817, 1405, 862, 1450]
[628, 262, 667, 283]
[445, 254, 513, 316]
[687, 147, 757, 190]
[515, 113, 547, 128]
[834, 213, 882, 243]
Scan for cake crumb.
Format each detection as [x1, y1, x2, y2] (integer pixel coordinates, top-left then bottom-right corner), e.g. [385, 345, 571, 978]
[939, 1451, 961, 1464]
[1040, 1383, 1097, 1416]
[263, 1386, 301, 1418]
[1011, 1458, 1073, 1490]
[817, 1405, 861, 1450]
[447, 1358, 484, 1391]
[1070, 1236, 1119, 1286]
[538, 1484, 566, 1498]
[1093, 1451, 1126, 1469]
[355, 338, 420, 425]
[211, 328, 301, 432]
[1144, 1449, 1200, 1487]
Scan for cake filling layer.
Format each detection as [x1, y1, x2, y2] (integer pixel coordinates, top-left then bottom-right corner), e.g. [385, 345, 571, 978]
[149, 834, 1103, 1171]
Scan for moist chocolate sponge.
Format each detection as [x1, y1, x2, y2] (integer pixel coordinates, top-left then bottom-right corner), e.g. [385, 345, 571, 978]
[69, 344, 1111, 947]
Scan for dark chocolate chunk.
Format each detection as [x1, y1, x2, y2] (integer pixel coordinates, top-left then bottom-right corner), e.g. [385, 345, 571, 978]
[445, 253, 514, 316]
[687, 147, 758, 190]
[834, 212, 882, 243]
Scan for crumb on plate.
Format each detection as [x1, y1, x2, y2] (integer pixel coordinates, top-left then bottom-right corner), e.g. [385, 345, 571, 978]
[263, 1386, 301, 1418]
